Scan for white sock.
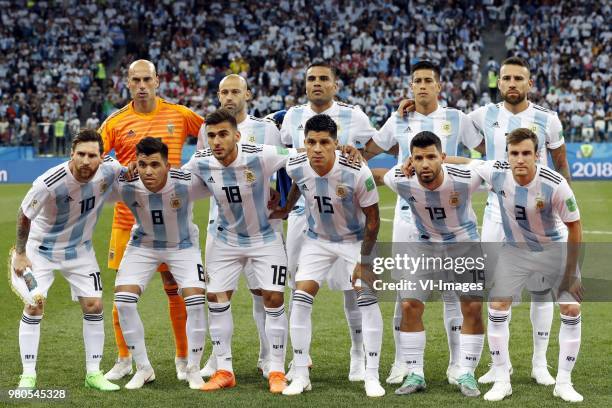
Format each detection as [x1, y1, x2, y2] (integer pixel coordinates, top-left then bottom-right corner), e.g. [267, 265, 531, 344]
[487, 308, 510, 382]
[343, 290, 363, 357]
[557, 313, 581, 384]
[442, 290, 462, 367]
[208, 301, 233, 372]
[265, 305, 288, 373]
[252, 294, 269, 363]
[184, 295, 207, 369]
[115, 292, 151, 369]
[399, 331, 426, 377]
[20, 313, 42, 375]
[358, 290, 382, 380]
[290, 290, 313, 378]
[83, 312, 105, 374]
[459, 333, 484, 376]
[392, 298, 402, 366]
[530, 292, 553, 367]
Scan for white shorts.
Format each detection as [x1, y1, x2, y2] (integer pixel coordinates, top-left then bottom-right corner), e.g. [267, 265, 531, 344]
[116, 245, 205, 293]
[490, 243, 578, 303]
[482, 215, 558, 293]
[26, 243, 102, 301]
[295, 236, 360, 291]
[205, 230, 259, 290]
[206, 233, 287, 293]
[392, 207, 418, 243]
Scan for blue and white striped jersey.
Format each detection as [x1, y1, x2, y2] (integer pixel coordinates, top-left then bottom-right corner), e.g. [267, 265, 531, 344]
[471, 161, 579, 250]
[383, 164, 481, 242]
[21, 157, 124, 261]
[286, 152, 379, 243]
[197, 114, 281, 149]
[113, 169, 210, 250]
[469, 102, 565, 223]
[281, 100, 376, 215]
[374, 107, 481, 224]
[197, 115, 283, 233]
[184, 143, 293, 247]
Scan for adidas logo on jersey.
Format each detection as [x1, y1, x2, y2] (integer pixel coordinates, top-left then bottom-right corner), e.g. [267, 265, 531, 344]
[297, 124, 304, 130]
[301, 183, 309, 191]
[492, 121, 500, 128]
[208, 176, 215, 183]
[64, 195, 74, 203]
[499, 190, 506, 197]
[131, 201, 141, 208]
[403, 126, 412, 132]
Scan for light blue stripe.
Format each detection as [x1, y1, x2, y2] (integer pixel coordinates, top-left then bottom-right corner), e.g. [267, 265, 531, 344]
[338, 107, 353, 146]
[425, 189, 456, 242]
[484, 105, 500, 159]
[445, 110, 460, 155]
[452, 179, 479, 241]
[119, 183, 145, 247]
[221, 166, 251, 246]
[255, 121, 266, 144]
[538, 183, 560, 240]
[174, 182, 193, 249]
[396, 182, 429, 241]
[196, 160, 227, 243]
[340, 169, 362, 241]
[40, 183, 70, 260]
[422, 116, 434, 133]
[314, 177, 342, 242]
[247, 155, 275, 244]
[491, 171, 514, 243]
[148, 193, 167, 250]
[287, 159, 306, 215]
[514, 185, 543, 251]
[65, 183, 94, 260]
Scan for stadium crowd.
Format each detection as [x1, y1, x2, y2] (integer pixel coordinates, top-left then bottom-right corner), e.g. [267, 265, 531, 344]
[0, 0, 610, 151]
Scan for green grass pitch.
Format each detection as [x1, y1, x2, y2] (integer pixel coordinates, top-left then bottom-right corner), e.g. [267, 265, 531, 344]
[0, 182, 611, 407]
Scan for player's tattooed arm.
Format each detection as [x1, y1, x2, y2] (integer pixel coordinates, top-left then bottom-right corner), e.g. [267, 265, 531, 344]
[360, 203, 380, 258]
[362, 139, 386, 160]
[353, 203, 380, 288]
[550, 145, 571, 184]
[15, 208, 31, 255]
[13, 208, 33, 276]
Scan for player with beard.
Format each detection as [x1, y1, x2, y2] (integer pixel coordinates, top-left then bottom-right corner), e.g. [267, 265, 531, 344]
[468, 57, 570, 386]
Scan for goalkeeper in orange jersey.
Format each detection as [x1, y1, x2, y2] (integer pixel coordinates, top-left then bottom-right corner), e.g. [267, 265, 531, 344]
[98, 59, 204, 381]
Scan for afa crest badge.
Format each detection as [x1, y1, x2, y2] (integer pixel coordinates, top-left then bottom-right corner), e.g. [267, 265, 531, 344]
[449, 191, 460, 207]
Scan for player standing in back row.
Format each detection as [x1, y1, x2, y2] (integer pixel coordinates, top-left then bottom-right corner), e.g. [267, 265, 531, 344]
[469, 56, 571, 386]
[98, 59, 204, 382]
[281, 60, 377, 382]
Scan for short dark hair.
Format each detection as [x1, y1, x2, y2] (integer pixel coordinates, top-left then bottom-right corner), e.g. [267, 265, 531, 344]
[73, 128, 104, 155]
[306, 59, 337, 79]
[304, 114, 337, 140]
[506, 128, 538, 152]
[411, 60, 441, 81]
[136, 137, 168, 160]
[410, 131, 442, 153]
[501, 56, 530, 71]
[205, 108, 237, 129]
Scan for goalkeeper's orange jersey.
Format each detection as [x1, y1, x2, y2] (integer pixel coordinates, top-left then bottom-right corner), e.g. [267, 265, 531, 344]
[98, 97, 204, 230]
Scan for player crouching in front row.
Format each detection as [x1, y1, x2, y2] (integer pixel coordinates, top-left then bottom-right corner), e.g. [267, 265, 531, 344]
[12, 129, 125, 391]
[447, 128, 584, 402]
[272, 114, 385, 397]
[112, 137, 211, 389]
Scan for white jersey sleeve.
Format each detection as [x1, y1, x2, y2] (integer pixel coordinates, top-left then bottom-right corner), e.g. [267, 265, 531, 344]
[21, 181, 51, 220]
[189, 172, 212, 200]
[546, 113, 565, 150]
[470, 159, 497, 185]
[382, 165, 403, 194]
[467, 108, 486, 146]
[460, 111, 484, 149]
[261, 144, 295, 175]
[351, 107, 377, 147]
[373, 113, 398, 151]
[264, 120, 282, 146]
[280, 110, 294, 146]
[355, 165, 379, 208]
[553, 180, 580, 223]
